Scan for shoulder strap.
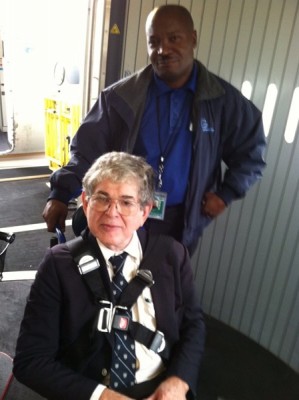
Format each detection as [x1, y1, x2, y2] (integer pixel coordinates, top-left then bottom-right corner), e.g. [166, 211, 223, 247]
[67, 231, 160, 307]
[118, 233, 159, 307]
[66, 235, 109, 302]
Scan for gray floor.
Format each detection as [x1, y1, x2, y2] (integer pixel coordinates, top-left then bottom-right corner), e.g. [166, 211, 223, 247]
[0, 281, 45, 399]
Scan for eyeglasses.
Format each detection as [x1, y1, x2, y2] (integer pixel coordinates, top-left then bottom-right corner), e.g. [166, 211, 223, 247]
[88, 193, 141, 216]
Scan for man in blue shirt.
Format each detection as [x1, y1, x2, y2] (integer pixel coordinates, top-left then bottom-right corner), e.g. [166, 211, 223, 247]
[43, 4, 266, 255]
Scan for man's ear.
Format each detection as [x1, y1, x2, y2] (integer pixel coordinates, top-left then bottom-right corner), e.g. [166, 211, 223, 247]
[141, 202, 153, 224]
[81, 191, 88, 214]
[192, 30, 197, 48]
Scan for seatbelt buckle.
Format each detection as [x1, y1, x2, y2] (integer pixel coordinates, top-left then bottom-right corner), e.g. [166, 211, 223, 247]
[112, 305, 129, 331]
[112, 314, 130, 331]
[150, 330, 166, 353]
[97, 300, 113, 332]
[136, 269, 155, 287]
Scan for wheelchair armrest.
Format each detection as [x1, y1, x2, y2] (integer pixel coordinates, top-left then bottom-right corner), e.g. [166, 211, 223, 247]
[0, 231, 16, 244]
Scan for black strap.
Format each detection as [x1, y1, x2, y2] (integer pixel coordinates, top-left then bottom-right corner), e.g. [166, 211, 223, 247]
[67, 236, 109, 302]
[67, 235, 153, 306]
[119, 269, 154, 308]
[66, 232, 171, 358]
[128, 321, 170, 359]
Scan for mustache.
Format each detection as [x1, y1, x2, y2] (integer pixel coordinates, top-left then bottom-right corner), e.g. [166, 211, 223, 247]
[157, 54, 176, 63]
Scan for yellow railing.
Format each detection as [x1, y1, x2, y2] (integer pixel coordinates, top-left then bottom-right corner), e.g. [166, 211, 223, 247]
[44, 98, 81, 171]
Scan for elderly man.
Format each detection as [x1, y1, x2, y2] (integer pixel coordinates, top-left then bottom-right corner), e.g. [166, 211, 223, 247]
[14, 152, 205, 400]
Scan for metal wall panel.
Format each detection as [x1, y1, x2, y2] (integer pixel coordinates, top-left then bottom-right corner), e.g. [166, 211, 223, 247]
[122, 0, 299, 371]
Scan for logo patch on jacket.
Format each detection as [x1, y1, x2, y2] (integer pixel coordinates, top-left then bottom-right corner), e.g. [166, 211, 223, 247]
[201, 118, 215, 133]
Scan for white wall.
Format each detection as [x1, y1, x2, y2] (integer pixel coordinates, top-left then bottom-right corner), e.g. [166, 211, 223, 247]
[0, 0, 87, 154]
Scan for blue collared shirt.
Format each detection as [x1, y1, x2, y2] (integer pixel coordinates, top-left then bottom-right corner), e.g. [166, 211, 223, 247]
[134, 63, 197, 206]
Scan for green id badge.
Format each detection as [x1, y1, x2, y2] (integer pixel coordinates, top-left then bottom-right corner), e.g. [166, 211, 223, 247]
[149, 191, 167, 220]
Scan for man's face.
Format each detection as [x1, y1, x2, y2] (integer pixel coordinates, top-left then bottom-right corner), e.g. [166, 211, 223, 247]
[146, 10, 197, 88]
[82, 179, 152, 251]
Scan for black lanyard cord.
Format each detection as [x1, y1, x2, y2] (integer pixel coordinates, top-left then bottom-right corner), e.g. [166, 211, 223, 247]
[156, 93, 192, 188]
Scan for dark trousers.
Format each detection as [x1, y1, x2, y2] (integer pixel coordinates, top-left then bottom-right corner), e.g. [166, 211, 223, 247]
[144, 205, 198, 256]
[144, 204, 184, 242]
[119, 372, 165, 399]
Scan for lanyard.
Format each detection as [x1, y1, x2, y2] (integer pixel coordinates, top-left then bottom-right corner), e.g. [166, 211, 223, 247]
[156, 93, 191, 188]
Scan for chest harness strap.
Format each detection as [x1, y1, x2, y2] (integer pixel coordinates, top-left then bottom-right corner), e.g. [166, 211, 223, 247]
[66, 235, 170, 359]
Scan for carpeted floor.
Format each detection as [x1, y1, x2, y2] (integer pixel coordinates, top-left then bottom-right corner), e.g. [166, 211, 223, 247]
[0, 178, 52, 226]
[1, 280, 34, 357]
[0, 166, 51, 179]
[1, 166, 299, 400]
[0, 174, 75, 270]
[0, 176, 74, 274]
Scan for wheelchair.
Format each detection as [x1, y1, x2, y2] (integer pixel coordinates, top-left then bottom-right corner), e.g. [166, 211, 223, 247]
[0, 231, 46, 399]
[0, 232, 15, 282]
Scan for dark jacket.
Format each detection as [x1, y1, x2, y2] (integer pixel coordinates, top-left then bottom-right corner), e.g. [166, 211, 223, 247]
[50, 61, 266, 247]
[13, 230, 205, 400]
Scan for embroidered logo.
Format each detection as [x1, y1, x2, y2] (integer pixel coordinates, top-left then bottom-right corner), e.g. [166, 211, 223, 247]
[201, 118, 215, 133]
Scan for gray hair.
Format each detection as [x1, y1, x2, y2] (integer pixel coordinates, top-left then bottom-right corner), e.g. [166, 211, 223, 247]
[82, 152, 156, 206]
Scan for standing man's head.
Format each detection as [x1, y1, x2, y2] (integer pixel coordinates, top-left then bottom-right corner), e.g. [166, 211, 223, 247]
[82, 152, 155, 251]
[146, 4, 197, 89]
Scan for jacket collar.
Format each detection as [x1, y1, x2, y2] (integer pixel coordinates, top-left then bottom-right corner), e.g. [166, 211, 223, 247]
[110, 60, 225, 109]
[194, 60, 226, 101]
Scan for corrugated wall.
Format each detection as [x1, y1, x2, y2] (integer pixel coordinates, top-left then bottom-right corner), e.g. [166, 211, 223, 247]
[121, 0, 299, 371]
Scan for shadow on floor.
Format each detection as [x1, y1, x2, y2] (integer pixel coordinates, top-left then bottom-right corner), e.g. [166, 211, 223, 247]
[197, 315, 299, 400]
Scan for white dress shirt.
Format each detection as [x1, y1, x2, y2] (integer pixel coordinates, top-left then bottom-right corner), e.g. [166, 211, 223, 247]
[90, 231, 164, 399]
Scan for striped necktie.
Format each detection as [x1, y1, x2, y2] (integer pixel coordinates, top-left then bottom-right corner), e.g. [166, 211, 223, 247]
[109, 252, 136, 390]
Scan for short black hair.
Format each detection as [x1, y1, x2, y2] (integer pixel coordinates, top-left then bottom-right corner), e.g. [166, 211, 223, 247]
[147, 4, 194, 32]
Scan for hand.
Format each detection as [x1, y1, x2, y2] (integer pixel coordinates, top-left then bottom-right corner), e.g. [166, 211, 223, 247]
[201, 192, 226, 219]
[143, 376, 189, 400]
[99, 388, 134, 400]
[42, 199, 68, 232]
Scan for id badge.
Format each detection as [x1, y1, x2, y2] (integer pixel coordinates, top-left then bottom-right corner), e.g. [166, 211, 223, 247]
[149, 191, 167, 220]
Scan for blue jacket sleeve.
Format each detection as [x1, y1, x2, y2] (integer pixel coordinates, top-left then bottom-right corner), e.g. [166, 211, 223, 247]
[216, 89, 267, 205]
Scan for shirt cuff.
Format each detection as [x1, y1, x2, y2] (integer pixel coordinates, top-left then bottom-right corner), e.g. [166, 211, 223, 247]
[90, 384, 107, 400]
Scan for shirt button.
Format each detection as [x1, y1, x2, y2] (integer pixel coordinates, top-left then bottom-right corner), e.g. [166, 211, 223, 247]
[101, 368, 108, 376]
[135, 359, 140, 370]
